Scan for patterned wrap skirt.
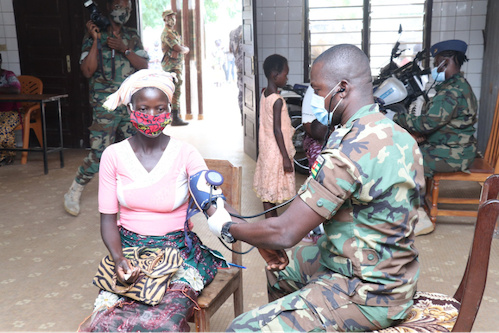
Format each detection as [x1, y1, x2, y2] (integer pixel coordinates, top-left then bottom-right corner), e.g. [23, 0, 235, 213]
[79, 228, 227, 332]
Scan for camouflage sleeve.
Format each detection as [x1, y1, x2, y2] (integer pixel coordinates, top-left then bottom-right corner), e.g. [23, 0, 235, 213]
[80, 33, 93, 63]
[394, 89, 458, 135]
[298, 150, 359, 220]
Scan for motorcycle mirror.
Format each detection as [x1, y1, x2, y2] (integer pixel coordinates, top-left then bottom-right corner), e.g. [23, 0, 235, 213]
[398, 24, 403, 34]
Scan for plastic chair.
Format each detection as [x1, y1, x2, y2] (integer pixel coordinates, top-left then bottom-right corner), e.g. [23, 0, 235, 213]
[13, 75, 43, 164]
[190, 159, 244, 331]
[425, 92, 499, 223]
[376, 174, 499, 333]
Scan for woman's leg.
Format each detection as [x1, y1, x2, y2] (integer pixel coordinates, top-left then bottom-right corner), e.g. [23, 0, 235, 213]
[88, 283, 198, 332]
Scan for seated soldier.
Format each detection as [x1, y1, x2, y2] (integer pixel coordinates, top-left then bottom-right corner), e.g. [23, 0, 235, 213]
[389, 39, 478, 236]
[204, 44, 424, 332]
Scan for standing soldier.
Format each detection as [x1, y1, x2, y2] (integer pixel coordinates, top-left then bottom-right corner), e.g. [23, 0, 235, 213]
[229, 25, 243, 125]
[161, 9, 189, 126]
[64, 0, 149, 216]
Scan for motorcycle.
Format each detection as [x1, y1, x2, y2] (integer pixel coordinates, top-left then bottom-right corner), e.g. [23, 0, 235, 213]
[373, 25, 431, 115]
[281, 83, 310, 175]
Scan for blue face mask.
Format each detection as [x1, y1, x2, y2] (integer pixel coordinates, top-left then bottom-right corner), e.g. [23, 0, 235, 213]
[431, 61, 446, 82]
[310, 83, 343, 126]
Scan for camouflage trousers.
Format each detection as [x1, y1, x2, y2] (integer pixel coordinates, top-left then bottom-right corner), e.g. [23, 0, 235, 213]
[75, 101, 135, 185]
[419, 143, 475, 178]
[162, 65, 183, 111]
[227, 245, 405, 332]
[0, 111, 21, 160]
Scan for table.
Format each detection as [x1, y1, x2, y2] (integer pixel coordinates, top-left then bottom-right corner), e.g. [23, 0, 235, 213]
[0, 93, 68, 174]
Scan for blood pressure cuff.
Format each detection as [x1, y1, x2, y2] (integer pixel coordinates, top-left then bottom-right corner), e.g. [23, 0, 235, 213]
[188, 170, 226, 212]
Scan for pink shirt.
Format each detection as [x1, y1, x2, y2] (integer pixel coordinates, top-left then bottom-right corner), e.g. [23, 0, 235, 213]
[98, 137, 207, 236]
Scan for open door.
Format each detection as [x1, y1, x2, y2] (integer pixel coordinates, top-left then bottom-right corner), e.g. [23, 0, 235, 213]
[241, 0, 259, 160]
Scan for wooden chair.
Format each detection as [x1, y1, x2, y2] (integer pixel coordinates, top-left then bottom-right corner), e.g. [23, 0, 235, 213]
[377, 174, 499, 333]
[13, 75, 43, 164]
[425, 92, 499, 223]
[191, 159, 244, 332]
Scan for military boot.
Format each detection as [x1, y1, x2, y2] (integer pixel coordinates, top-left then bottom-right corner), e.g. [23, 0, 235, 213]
[64, 180, 85, 216]
[171, 110, 189, 126]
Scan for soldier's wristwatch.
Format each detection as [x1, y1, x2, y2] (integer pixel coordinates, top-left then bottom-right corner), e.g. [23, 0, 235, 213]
[220, 222, 236, 243]
[124, 49, 131, 56]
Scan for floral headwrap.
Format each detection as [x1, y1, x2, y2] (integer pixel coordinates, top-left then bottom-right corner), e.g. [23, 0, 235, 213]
[103, 69, 176, 111]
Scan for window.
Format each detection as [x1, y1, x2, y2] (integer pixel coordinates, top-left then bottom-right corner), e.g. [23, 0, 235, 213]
[308, 0, 426, 79]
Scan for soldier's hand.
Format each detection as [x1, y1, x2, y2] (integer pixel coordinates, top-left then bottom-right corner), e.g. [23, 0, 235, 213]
[258, 248, 289, 271]
[107, 32, 126, 53]
[86, 20, 101, 40]
[411, 132, 426, 144]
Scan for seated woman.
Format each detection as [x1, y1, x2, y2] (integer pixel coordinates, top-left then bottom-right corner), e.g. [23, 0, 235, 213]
[0, 53, 21, 166]
[79, 69, 228, 332]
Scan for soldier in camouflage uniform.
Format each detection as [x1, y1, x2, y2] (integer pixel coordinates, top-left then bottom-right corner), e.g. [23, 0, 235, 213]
[391, 39, 477, 236]
[161, 9, 189, 126]
[229, 25, 243, 125]
[206, 45, 424, 332]
[64, 0, 149, 216]
[393, 39, 477, 178]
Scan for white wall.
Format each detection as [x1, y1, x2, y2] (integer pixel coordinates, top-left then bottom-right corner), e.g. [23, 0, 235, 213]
[256, 0, 305, 90]
[431, 0, 487, 102]
[0, 0, 20, 75]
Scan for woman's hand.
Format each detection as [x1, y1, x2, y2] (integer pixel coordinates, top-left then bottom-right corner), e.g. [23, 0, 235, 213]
[258, 248, 289, 271]
[115, 257, 140, 284]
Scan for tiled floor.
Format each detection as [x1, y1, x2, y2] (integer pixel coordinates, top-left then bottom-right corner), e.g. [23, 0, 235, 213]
[0, 82, 498, 332]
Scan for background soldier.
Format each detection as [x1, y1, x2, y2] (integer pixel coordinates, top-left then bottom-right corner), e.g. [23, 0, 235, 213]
[161, 9, 189, 126]
[64, 0, 149, 216]
[389, 39, 477, 236]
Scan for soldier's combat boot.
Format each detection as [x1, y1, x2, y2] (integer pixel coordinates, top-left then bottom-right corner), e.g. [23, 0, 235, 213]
[171, 110, 189, 126]
[64, 180, 85, 216]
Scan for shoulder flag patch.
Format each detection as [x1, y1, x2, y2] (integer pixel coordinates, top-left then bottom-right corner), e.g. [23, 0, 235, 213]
[311, 155, 325, 179]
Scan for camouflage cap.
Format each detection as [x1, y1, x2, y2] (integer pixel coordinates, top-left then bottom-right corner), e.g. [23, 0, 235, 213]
[162, 9, 176, 19]
[430, 39, 467, 57]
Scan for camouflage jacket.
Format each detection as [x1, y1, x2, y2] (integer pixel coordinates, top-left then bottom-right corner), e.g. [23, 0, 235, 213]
[161, 26, 183, 70]
[81, 26, 148, 95]
[299, 104, 423, 306]
[394, 73, 477, 166]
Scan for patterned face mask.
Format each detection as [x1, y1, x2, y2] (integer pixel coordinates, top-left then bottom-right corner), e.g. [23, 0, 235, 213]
[130, 110, 171, 137]
[110, 7, 131, 25]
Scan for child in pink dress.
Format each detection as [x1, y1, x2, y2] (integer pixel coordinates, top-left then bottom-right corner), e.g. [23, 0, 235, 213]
[253, 54, 296, 218]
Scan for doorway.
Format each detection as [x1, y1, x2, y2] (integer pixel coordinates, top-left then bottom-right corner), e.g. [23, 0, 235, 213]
[138, 0, 243, 126]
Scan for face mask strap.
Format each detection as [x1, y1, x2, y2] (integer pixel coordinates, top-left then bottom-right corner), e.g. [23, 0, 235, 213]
[436, 59, 447, 72]
[324, 82, 341, 100]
